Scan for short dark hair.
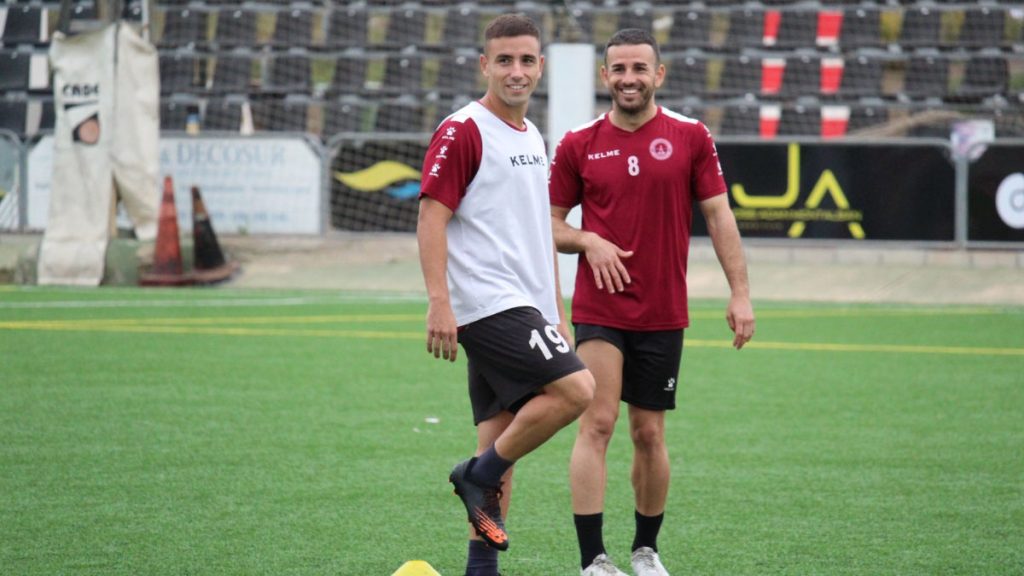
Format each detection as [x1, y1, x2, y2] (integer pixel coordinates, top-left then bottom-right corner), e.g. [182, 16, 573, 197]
[484, 13, 542, 44]
[604, 28, 660, 65]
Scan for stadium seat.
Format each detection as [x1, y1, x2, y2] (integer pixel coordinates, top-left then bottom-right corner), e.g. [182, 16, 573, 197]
[374, 100, 427, 133]
[326, 7, 368, 49]
[329, 55, 369, 96]
[203, 98, 244, 131]
[957, 56, 1009, 101]
[159, 99, 196, 130]
[0, 99, 26, 134]
[159, 9, 209, 48]
[902, 55, 949, 99]
[662, 55, 708, 98]
[664, 102, 708, 130]
[253, 98, 309, 132]
[665, 9, 711, 50]
[557, 2, 594, 44]
[838, 8, 882, 48]
[0, 6, 46, 46]
[716, 55, 760, 97]
[958, 7, 1007, 49]
[382, 55, 425, 95]
[898, 7, 942, 49]
[514, 8, 549, 44]
[846, 105, 887, 134]
[122, 1, 143, 22]
[266, 55, 312, 94]
[437, 51, 480, 97]
[0, 51, 30, 92]
[837, 55, 883, 98]
[214, 9, 258, 49]
[208, 54, 253, 94]
[719, 104, 761, 136]
[323, 99, 367, 135]
[34, 97, 54, 134]
[618, 5, 653, 32]
[725, 9, 765, 49]
[443, 5, 481, 48]
[160, 53, 204, 96]
[385, 7, 427, 49]
[780, 54, 820, 97]
[778, 104, 820, 136]
[772, 10, 817, 48]
[271, 9, 315, 48]
[820, 104, 850, 137]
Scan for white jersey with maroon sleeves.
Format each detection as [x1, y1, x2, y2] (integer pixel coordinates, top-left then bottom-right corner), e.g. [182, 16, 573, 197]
[420, 101, 559, 327]
[549, 106, 727, 330]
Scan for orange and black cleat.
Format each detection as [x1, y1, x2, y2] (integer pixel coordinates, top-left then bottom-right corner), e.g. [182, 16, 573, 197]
[449, 458, 508, 551]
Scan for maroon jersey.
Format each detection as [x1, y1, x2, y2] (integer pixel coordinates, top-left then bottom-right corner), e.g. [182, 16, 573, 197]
[549, 107, 727, 330]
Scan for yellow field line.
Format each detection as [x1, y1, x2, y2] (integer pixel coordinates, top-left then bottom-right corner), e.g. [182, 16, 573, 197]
[0, 321, 421, 340]
[2, 319, 1021, 356]
[0, 314, 423, 326]
[689, 307, 1011, 320]
[686, 339, 1024, 356]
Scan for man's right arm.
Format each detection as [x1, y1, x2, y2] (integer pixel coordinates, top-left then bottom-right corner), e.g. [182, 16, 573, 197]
[550, 207, 633, 294]
[417, 197, 459, 362]
[549, 134, 633, 294]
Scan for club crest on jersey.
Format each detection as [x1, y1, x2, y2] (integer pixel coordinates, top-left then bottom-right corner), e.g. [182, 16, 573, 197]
[650, 138, 673, 161]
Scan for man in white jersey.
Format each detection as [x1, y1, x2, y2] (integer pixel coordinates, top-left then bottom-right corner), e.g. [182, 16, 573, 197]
[549, 29, 755, 576]
[417, 14, 595, 576]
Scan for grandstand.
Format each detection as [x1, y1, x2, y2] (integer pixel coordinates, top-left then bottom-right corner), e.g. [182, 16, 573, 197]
[1, 0, 1021, 141]
[1, 0, 1023, 240]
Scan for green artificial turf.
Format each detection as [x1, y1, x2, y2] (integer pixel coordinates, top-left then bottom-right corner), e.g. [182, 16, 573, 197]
[1, 287, 1021, 575]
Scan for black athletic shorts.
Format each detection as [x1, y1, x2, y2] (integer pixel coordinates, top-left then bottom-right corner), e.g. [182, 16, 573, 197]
[574, 324, 684, 411]
[458, 306, 587, 425]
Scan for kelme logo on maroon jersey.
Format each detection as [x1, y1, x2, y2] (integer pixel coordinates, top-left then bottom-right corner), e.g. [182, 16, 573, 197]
[649, 138, 673, 161]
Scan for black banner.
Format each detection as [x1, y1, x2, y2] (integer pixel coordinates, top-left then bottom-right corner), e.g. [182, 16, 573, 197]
[694, 142, 956, 241]
[967, 143, 1024, 243]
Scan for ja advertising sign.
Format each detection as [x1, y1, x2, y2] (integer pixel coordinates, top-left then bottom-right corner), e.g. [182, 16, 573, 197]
[696, 141, 956, 242]
[28, 135, 322, 234]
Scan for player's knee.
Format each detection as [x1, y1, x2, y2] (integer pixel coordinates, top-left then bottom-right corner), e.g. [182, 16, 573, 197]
[580, 414, 617, 446]
[630, 421, 665, 451]
[559, 369, 595, 417]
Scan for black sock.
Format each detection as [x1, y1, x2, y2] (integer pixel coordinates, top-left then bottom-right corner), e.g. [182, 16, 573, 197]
[574, 512, 606, 569]
[466, 539, 499, 576]
[469, 445, 514, 487]
[632, 510, 664, 552]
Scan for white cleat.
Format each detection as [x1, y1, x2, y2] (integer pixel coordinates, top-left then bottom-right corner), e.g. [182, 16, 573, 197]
[631, 547, 670, 576]
[581, 553, 629, 576]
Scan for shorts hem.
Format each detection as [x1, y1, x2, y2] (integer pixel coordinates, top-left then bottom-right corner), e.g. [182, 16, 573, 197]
[473, 364, 589, 425]
[622, 396, 675, 412]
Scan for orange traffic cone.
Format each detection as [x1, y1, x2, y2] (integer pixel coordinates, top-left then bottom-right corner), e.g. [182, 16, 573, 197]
[140, 176, 194, 286]
[191, 185, 238, 284]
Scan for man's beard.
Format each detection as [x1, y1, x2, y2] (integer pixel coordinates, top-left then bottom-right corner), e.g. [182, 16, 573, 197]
[613, 86, 654, 115]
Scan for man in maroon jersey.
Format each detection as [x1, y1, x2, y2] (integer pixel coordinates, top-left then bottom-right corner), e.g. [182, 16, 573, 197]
[549, 28, 755, 576]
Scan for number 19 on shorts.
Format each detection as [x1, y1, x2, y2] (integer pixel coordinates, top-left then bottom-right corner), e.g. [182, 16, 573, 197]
[529, 326, 570, 360]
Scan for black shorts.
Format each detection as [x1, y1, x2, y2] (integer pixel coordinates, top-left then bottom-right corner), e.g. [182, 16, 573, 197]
[458, 307, 587, 425]
[574, 324, 684, 411]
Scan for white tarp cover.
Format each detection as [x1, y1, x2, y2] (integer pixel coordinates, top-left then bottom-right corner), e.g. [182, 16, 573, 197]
[37, 23, 159, 285]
